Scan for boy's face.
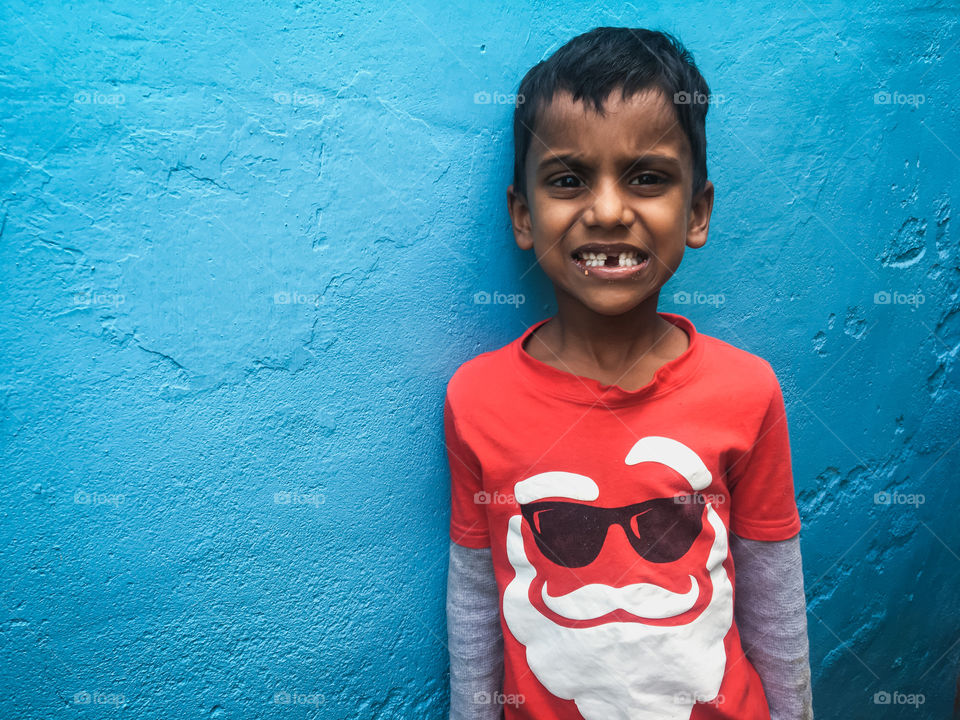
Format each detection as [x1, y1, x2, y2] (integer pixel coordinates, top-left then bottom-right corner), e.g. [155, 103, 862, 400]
[507, 87, 714, 318]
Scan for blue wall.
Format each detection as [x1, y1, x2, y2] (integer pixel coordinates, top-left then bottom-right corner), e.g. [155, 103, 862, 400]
[2, 1, 958, 717]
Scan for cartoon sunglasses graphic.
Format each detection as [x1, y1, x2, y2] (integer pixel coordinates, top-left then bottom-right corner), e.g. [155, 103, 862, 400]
[519, 494, 706, 568]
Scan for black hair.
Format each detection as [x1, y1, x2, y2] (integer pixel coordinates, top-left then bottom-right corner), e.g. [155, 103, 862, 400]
[511, 27, 711, 200]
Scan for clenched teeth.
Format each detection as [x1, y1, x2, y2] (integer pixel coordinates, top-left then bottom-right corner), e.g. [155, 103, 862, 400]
[575, 251, 645, 268]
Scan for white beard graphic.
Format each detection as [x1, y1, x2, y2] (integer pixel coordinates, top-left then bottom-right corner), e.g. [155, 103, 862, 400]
[502, 436, 734, 720]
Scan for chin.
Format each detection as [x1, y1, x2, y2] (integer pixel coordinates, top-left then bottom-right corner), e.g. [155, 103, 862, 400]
[580, 294, 654, 317]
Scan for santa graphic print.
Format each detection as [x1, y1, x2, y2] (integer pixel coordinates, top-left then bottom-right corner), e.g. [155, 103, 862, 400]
[502, 435, 734, 720]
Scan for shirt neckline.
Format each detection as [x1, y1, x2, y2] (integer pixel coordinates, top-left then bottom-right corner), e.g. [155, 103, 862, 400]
[511, 312, 704, 406]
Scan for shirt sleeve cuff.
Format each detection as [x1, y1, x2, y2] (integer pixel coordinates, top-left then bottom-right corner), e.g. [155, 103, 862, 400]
[450, 525, 491, 548]
[729, 514, 802, 542]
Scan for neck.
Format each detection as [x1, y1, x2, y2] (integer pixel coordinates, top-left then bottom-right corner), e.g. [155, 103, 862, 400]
[543, 293, 679, 373]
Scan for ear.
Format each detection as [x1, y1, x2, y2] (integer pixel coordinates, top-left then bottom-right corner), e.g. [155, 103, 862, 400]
[686, 179, 714, 250]
[507, 184, 534, 251]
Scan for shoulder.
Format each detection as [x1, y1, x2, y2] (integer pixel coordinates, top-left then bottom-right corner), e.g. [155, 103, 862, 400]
[695, 328, 785, 405]
[445, 332, 521, 410]
[698, 330, 778, 378]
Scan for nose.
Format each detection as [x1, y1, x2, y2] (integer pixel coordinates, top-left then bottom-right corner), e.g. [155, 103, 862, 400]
[583, 178, 634, 228]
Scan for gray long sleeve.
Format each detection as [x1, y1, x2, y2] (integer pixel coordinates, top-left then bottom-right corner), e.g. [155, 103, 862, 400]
[446, 540, 504, 720]
[730, 531, 814, 720]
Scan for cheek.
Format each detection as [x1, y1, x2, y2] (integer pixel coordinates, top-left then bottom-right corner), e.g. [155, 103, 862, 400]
[640, 196, 688, 234]
[532, 197, 582, 235]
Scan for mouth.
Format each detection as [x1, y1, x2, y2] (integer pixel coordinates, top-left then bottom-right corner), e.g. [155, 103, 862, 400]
[571, 243, 650, 277]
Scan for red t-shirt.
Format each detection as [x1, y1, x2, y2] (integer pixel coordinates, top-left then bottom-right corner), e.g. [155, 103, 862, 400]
[445, 312, 802, 720]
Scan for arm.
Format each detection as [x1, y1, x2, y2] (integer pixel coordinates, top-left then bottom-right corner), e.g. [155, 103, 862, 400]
[446, 540, 504, 720]
[730, 531, 814, 720]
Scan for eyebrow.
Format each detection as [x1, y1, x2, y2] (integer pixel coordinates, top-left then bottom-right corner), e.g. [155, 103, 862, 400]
[538, 153, 683, 174]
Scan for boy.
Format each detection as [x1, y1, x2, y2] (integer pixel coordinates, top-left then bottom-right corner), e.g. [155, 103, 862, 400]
[445, 27, 813, 720]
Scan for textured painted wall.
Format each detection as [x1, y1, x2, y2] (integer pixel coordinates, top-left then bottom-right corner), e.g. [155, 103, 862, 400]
[2, 1, 958, 718]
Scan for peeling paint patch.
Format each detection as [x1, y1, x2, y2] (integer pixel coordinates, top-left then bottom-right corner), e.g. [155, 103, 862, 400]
[880, 217, 927, 268]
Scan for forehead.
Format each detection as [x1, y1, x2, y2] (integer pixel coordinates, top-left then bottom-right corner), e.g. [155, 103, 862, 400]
[526, 87, 691, 172]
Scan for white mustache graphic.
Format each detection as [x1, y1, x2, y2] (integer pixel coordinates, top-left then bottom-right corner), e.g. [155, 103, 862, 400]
[541, 574, 699, 620]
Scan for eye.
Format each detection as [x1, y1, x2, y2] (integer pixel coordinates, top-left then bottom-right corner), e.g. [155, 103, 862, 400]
[549, 174, 583, 189]
[630, 172, 663, 185]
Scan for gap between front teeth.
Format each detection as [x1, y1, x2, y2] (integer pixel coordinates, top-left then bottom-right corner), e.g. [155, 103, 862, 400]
[579, 252, 643, 268]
